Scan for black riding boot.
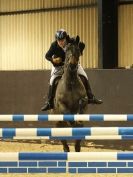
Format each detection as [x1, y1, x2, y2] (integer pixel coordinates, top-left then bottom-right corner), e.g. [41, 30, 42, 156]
[41, 85, 54, 111]
[79, 75, 103, 104]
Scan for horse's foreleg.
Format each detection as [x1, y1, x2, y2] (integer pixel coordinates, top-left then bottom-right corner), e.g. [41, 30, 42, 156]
[61, 140, 70, 152]
[78, 97, 87, 114]
[78, 99, 84, 114]
[75, 140, 81, 152]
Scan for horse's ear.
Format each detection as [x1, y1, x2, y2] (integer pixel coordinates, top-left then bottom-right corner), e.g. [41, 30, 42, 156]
[75, 35, 80, 44]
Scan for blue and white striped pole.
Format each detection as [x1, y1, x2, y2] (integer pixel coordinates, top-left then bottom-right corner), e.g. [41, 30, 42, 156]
[0, 152, 133, 161]
[1, 127, 133, 138]
[0, 114, 133, 121]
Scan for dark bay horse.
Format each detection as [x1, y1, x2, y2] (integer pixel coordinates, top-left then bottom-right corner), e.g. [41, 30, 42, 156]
[52, 36, 88, 152]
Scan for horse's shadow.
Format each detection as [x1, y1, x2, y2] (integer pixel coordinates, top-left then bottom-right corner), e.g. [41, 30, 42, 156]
[84, 140, 133, 151]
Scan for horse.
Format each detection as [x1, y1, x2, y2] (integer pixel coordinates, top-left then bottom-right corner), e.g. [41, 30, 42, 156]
[52, 36, 88, 152]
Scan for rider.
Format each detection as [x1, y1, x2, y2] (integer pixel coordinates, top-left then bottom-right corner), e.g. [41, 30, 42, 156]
[41, 29, 103, 111]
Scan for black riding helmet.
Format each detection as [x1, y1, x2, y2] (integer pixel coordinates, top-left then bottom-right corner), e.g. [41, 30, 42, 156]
[55, 29, 68, 40]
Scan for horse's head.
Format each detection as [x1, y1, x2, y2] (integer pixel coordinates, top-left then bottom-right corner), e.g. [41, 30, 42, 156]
[65, 36, 81, 71]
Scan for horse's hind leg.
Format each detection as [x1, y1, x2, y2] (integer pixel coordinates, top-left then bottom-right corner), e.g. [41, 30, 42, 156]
[75, 140, 81, 152]
[61, 140, 70, 152]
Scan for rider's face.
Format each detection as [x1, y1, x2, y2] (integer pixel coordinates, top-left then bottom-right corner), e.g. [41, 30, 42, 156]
[57, 38, 66, 48]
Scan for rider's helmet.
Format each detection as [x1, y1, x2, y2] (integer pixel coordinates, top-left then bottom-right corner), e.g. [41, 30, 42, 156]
[55, 29, 68, 40]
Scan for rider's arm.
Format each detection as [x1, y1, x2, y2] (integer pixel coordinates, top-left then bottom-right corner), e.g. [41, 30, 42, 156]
[45, 43, 55, 62]
[45, 42, 63, 66]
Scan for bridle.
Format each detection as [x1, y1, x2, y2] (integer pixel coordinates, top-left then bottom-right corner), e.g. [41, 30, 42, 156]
[65, 44, 80, 72]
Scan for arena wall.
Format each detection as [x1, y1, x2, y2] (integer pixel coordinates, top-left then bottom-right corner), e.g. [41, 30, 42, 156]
[0, 69, 132, 114]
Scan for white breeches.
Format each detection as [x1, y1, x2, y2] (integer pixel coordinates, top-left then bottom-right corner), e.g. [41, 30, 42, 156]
[50, 64, 88, 85]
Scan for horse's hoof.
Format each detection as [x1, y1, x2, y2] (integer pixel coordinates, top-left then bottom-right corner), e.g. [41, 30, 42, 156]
[63, 147, 70, 152]
[75, 146, 81, 152]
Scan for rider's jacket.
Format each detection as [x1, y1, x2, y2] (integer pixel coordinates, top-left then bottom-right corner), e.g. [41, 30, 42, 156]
[45, 36, 85, 67]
